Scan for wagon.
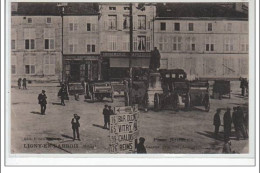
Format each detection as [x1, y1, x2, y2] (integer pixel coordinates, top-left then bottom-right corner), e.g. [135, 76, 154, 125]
[213, 80, 231, 99]
[84, 81, 114, 102]
[153, 69, 190, 111]
[189, 80, 210, 112]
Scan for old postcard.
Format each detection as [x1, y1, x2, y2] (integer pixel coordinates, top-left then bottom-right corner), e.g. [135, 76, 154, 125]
[5, 0, 256, 166]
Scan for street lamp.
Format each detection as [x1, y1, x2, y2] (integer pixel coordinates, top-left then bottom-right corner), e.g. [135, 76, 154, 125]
[57, 3, 67, 83]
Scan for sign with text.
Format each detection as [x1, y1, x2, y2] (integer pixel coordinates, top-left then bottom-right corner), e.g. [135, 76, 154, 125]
[109, 111, 139, 153]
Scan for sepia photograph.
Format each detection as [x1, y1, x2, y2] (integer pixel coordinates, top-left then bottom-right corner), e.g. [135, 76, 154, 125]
[5, 0, 256, 166]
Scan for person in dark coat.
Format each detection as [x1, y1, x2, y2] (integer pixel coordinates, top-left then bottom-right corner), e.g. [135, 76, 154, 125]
[213, 109, 221, 138]
[38, 90, 47, 115]
[223, 108, 232, 141]
[108, 106, 114, 128]
[103, 105, 109, 129]
[240, 77, 246, 96]
[136, 137, 147, 153]
[232, 107, 239, 140]
[237, 106, 248, 139]
[18, 78, 22, 89]
[71, 114, 80, 141]
[22, 78, 27, 89]
[59, 84, 67, 106]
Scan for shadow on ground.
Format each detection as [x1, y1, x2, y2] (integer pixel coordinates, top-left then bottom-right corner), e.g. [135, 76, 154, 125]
[30, 111, 42, 115]
[61, 134, 74, 139]
[52, 102, 62, 105]
[92, 124, 109, 130]
[197, 131, 224, 141]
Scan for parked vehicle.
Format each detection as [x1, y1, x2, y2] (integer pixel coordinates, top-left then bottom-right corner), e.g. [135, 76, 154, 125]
[154, 69, 190, 111]
[84, 81, 114, 102]
[213, 80, 231, 99]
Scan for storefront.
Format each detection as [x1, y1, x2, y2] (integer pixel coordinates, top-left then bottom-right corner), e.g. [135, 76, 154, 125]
[101, 52, 151, 80]
[64, 55, 101, 83]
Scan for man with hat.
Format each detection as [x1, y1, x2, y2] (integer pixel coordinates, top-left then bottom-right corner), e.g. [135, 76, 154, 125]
[71, 114, 81, 141]
[213, 109, 221, 138]
[103, 105, 109, 129]
[38, 90, 47, 115]
[136, 137, 147, 153]
[223, 107, 232, 141]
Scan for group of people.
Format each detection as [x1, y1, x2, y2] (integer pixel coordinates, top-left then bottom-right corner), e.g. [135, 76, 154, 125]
[102, 105, 114, 129]
[213, 106, 248, 142]
[17, 78, 27, 89]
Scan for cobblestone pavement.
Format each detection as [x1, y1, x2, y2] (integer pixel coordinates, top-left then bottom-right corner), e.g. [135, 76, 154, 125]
[10, 81, 249, 154]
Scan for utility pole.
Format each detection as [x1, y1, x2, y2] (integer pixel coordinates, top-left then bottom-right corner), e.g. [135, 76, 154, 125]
[57, 3, 67, 83]
[129, 3, 133, 106]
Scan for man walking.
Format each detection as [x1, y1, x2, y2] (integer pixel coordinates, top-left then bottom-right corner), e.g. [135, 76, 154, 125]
[71, 114, 80, 141]
[59, 84, 67, 106]
[213, 109, 221, 138]
[38, 90, 47, 115]
[103, 105, 109, 129]
[223, 108, 232, 141]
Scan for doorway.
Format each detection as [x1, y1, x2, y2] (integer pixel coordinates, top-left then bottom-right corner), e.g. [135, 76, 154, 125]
[70, 63, 80, 82]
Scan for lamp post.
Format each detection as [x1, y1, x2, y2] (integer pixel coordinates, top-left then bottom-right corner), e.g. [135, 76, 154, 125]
[129, 3, 133, 106]
[57, 3, 67, 83]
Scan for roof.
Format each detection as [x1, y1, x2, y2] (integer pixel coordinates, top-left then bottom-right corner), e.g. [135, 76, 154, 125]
[156, 3, 248, 20]
[11, 2, 99, 16]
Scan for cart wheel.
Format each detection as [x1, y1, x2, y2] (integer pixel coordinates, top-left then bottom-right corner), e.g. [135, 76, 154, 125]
[154, 93, 161, 111]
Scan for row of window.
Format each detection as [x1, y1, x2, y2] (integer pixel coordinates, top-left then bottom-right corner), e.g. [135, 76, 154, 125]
[69, 23, 97, 32]
[157, 36, 248, 52]
[11, 37, 248, 53]
[11, 55, 55, 75]
[108, 6, 130, 11]
[160, 22, 234, 32]
[107, 15, 147, 30]
[107, 35, 151, 51]
[25, 17, 52, 24]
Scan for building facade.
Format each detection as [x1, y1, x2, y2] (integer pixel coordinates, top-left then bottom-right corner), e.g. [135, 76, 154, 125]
[11, 3, 62, 81]
[63, 15, 100, 82]
[11, 2, 249, 82]
[98, 3, 156, 80]
[154, 3, 248, 79]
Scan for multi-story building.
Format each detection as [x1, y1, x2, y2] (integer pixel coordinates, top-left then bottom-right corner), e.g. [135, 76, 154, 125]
[98, 3, 156, 80]
[62, 3, 100, 82]
[154, 3, 248, 79]
[11, 2, 62, 81]
[11, 2, 249, 83]
[11, 2, 99, 83]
